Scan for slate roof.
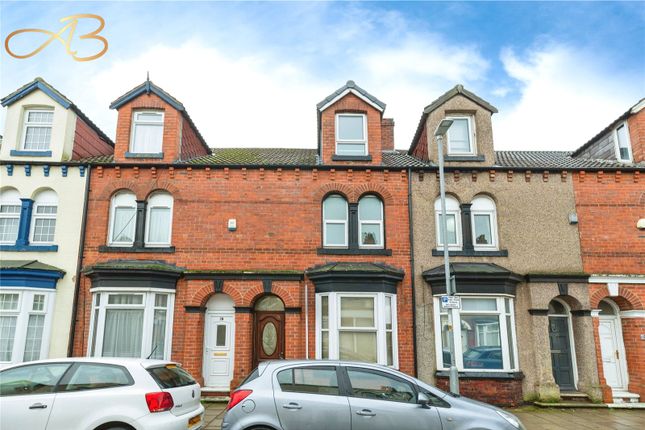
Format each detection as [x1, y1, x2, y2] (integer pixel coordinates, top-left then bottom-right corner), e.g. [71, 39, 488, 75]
[317, 80, 386, 111]
[494, 151, 645, 169]
[187, 148, 317, 166]
[0, 260, 65, 274]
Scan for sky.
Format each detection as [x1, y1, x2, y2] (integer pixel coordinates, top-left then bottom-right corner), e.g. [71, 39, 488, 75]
[1, 1, 644, 151]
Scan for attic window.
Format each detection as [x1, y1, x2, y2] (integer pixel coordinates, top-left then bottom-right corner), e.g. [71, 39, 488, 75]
[336, 114, 367, 156]
[22, 109, 53, 151]
[446, 116, 475, 155]
[130, 111, 164, 154]
[615, 123, 632, 162]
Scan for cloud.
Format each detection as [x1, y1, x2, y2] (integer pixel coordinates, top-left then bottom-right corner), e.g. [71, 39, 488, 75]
[494, 45, 639, 150]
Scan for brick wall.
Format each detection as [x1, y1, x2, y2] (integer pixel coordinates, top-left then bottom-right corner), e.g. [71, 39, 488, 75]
[435, 376, 523, 407]
[381, 118, 395, 151]
[627, 108, 644, 163]
[71, 117, 113, 160]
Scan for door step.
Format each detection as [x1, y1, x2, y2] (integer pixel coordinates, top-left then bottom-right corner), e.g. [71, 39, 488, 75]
[201, 388, 230, 402]
[560, 392, 592, 403]
[612, 391, 640, 404]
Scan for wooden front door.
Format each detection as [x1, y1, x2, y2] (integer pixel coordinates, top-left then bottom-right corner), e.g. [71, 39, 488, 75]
[254, 312, 285, 366]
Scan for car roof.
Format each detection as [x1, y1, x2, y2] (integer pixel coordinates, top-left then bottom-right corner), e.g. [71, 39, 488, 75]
[1, 357, 173, 370]
[259, 359, 398, 372]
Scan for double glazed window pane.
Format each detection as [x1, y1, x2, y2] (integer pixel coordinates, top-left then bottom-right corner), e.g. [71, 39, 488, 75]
[132, 123, 163, 153]
[112, 207, 136, 243]
[24, 127, 52, 150]
[23, 314, 45, 361]
[150, 309, 166, 359]
[0, 294, 19, 311]
[337, 143, 366, 156]
[108, 294, 143, 305]
[340, 297, 374, 327]
[616, 125, 630, 160]
[448, 118, 471, 153]
[462, 315, 502, 369]
[337, 115, 364, 141]
[33, 218, 56, 242]
[147, 207, 171, 243]
[473, 214, 492, 245]
[437, 214, 457, 245]
[339, 332, 377, 362]
[102, 309, 144, 357]
[324, 196, 347, 220]
[462, 298, 497, 311]
[0, 316, 17, 361]
[0, 205, 20, 242]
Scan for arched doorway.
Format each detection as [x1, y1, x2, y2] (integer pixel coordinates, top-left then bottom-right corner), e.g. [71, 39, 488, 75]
[253, 295, 285, 367]
[203, 294, 235, 390]
[548, 298, 577, 391]
[598, 299, 628, 392]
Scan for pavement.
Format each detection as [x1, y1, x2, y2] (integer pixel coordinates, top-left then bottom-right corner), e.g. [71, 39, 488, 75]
[202, 401, 645, 430]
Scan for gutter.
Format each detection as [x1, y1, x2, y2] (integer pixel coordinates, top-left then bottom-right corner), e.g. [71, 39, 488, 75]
[407, 168, 418, 376]
[67, 165, 91, 357]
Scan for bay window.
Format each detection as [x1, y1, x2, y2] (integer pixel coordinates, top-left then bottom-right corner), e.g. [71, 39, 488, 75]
[88, 290, 174, 360]
[316, 292, 397, 367]
[435, 296, 517, 371]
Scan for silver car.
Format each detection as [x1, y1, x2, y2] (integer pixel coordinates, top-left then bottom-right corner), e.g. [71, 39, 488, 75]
[222, 360, 524, 430]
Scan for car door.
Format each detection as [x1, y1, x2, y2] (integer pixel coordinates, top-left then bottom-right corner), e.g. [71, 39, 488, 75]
[0, 362, 72, 430]
[343, 366, 442, 430]
[273, 365, 351, 430]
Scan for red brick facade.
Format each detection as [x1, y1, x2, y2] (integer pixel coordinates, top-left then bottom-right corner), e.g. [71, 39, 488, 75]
[435, 376, 523, 407]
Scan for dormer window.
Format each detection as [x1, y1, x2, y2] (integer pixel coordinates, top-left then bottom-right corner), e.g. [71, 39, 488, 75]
[336, 113, 367, 156]
[130, 111, 164, 154]
[614, 123, 632, 162]
[22, 109, 53, 151]
[446, 115, 475, 155]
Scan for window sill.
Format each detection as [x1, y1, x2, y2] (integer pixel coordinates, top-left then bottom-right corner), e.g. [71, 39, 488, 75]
[317, 248, 392, 256]
[444, 155, 485, 162]
[124, 152, 164, 159]
[435, 370, 523, 380]
[0, 244, 58, 252]
[331, 155, 372, 161]
[432, 249, 508, 257]
[98, 245, 175, 253]
[10, 150, 52, 157]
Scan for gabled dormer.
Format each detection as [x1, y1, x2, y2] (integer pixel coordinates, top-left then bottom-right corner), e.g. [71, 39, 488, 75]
[110, 78, 210, 163]
[317, 80, 394, 165]
[408, 85, 498, 167]
[0, 77, 113, 162]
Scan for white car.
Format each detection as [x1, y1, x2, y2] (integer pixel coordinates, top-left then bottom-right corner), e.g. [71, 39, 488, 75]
[0, 357, 205, 430]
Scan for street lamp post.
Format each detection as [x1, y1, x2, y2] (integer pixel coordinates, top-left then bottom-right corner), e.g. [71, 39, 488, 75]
[434, 119, 460, 394]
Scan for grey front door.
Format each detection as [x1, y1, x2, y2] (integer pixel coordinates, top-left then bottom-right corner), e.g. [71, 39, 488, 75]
[549, 316, 575, 391]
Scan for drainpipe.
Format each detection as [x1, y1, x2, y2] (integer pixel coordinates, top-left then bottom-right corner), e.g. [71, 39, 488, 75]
[67, 165, 91, 357]
[408, 168, 418, 375]
[304, 282, 309, 359]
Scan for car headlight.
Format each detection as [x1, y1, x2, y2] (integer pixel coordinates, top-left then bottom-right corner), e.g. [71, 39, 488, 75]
[496, 410, 523, 429]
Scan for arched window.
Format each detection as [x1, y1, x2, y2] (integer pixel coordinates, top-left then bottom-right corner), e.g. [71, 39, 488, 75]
[434, 196, 461, 249]
[0, 188, 21, 244]
[323, 194, 348, 247]
[108, 191, 137, 246]
[145, 192, 173, 246]
[31, 190, 58, 244]
[358, 195, 383, 248]
[471, 195, 498, 249]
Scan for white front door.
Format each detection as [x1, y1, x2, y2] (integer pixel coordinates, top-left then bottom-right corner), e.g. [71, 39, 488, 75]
[598, 318, 626, 390]
[203, 312, 235, 390]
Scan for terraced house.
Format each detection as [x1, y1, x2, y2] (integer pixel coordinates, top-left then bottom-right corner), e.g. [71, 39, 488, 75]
[0, 78, 113, 368]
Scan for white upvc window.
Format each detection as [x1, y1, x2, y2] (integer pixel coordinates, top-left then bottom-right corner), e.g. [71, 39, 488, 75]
[145, 192, 173, 247]
[0, 289, 55, 366]
[87, 290, 174, 360]
[30, 190, 58, 244]
[316, 292, 398, 368]
[446, 115, 475, 155]
[614, 122, 633, 162]
[0, 188, 21, 244]
[108, 191, 137, 246]
[470, 195, 498, 250]
[434, 296, 518, 372]
[22, 109, 54, 151]
[434, 196, 462, 250]
[336, 113, 367, 156]
[323, 194, 348, 247]
[358, 195, 384, 248]
[130, 111, 164, 154]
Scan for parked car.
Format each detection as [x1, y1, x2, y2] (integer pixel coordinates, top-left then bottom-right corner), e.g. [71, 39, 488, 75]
[0, 357, 204, 430]
[462, 346, 503, 369]
[222, 360, 524, 430]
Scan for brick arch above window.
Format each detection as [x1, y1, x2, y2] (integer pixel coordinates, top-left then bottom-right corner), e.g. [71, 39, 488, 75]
[313, 183, 356, 203]
[98, 179, 182, 201]
[590, 287, 643, 311]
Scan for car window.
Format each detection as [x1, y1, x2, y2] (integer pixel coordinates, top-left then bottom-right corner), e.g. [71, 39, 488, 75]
[420, 389, 451, 408]
[277, 366, 339, 396]
[239, 368, 259, 387]
[346, 368, 415, 403]
[0, 363, 71, 396]
[148, 364, 196, 389]
[60, 363, 133, 392]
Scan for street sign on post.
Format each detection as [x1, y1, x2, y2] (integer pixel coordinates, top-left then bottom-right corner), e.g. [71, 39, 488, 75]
[441, 295, 461, 309]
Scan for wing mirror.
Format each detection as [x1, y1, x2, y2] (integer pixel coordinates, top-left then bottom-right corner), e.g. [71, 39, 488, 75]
[417, 392, 431, 409]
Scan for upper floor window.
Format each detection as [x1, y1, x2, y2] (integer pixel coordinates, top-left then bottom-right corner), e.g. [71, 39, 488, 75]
[446, 116, 475, 155]
[336, 113, 367, 156]
[358, 195, 383, 248]
[471, 195, 498, 250]
[145, 192, 173, 247]
[614, 123, 632, 162]
[22, 109, 53, 151]
[323, 194, 348, 247]
[108, 191, 137, 246]
[434, 196, 461, 250]
[130, 111, 164, 154]
[30, 190, 58, 244]
[0, 188, 21, 244]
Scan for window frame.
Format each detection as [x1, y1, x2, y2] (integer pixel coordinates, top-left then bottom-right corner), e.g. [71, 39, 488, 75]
[107, 191, 137, 247]
[470, 196, 498, 251]
[87, 289, 174, 360]
[358, 195, 384, 249]
[433, 295, 518, 372]
[434, 197, 462, 251]
[129, 110, 164, 154]
[316, 292, 398, 368]
[335, 113, 368, 156]
[613, 122, 633, 163]
[21, 108, 54, 152]
[322, 194, 349, 248]
[0, 189, 22, 245]
[29, 191, 58, 245]
[144, 192, 174, 247]
[445, 115, 476, 156]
